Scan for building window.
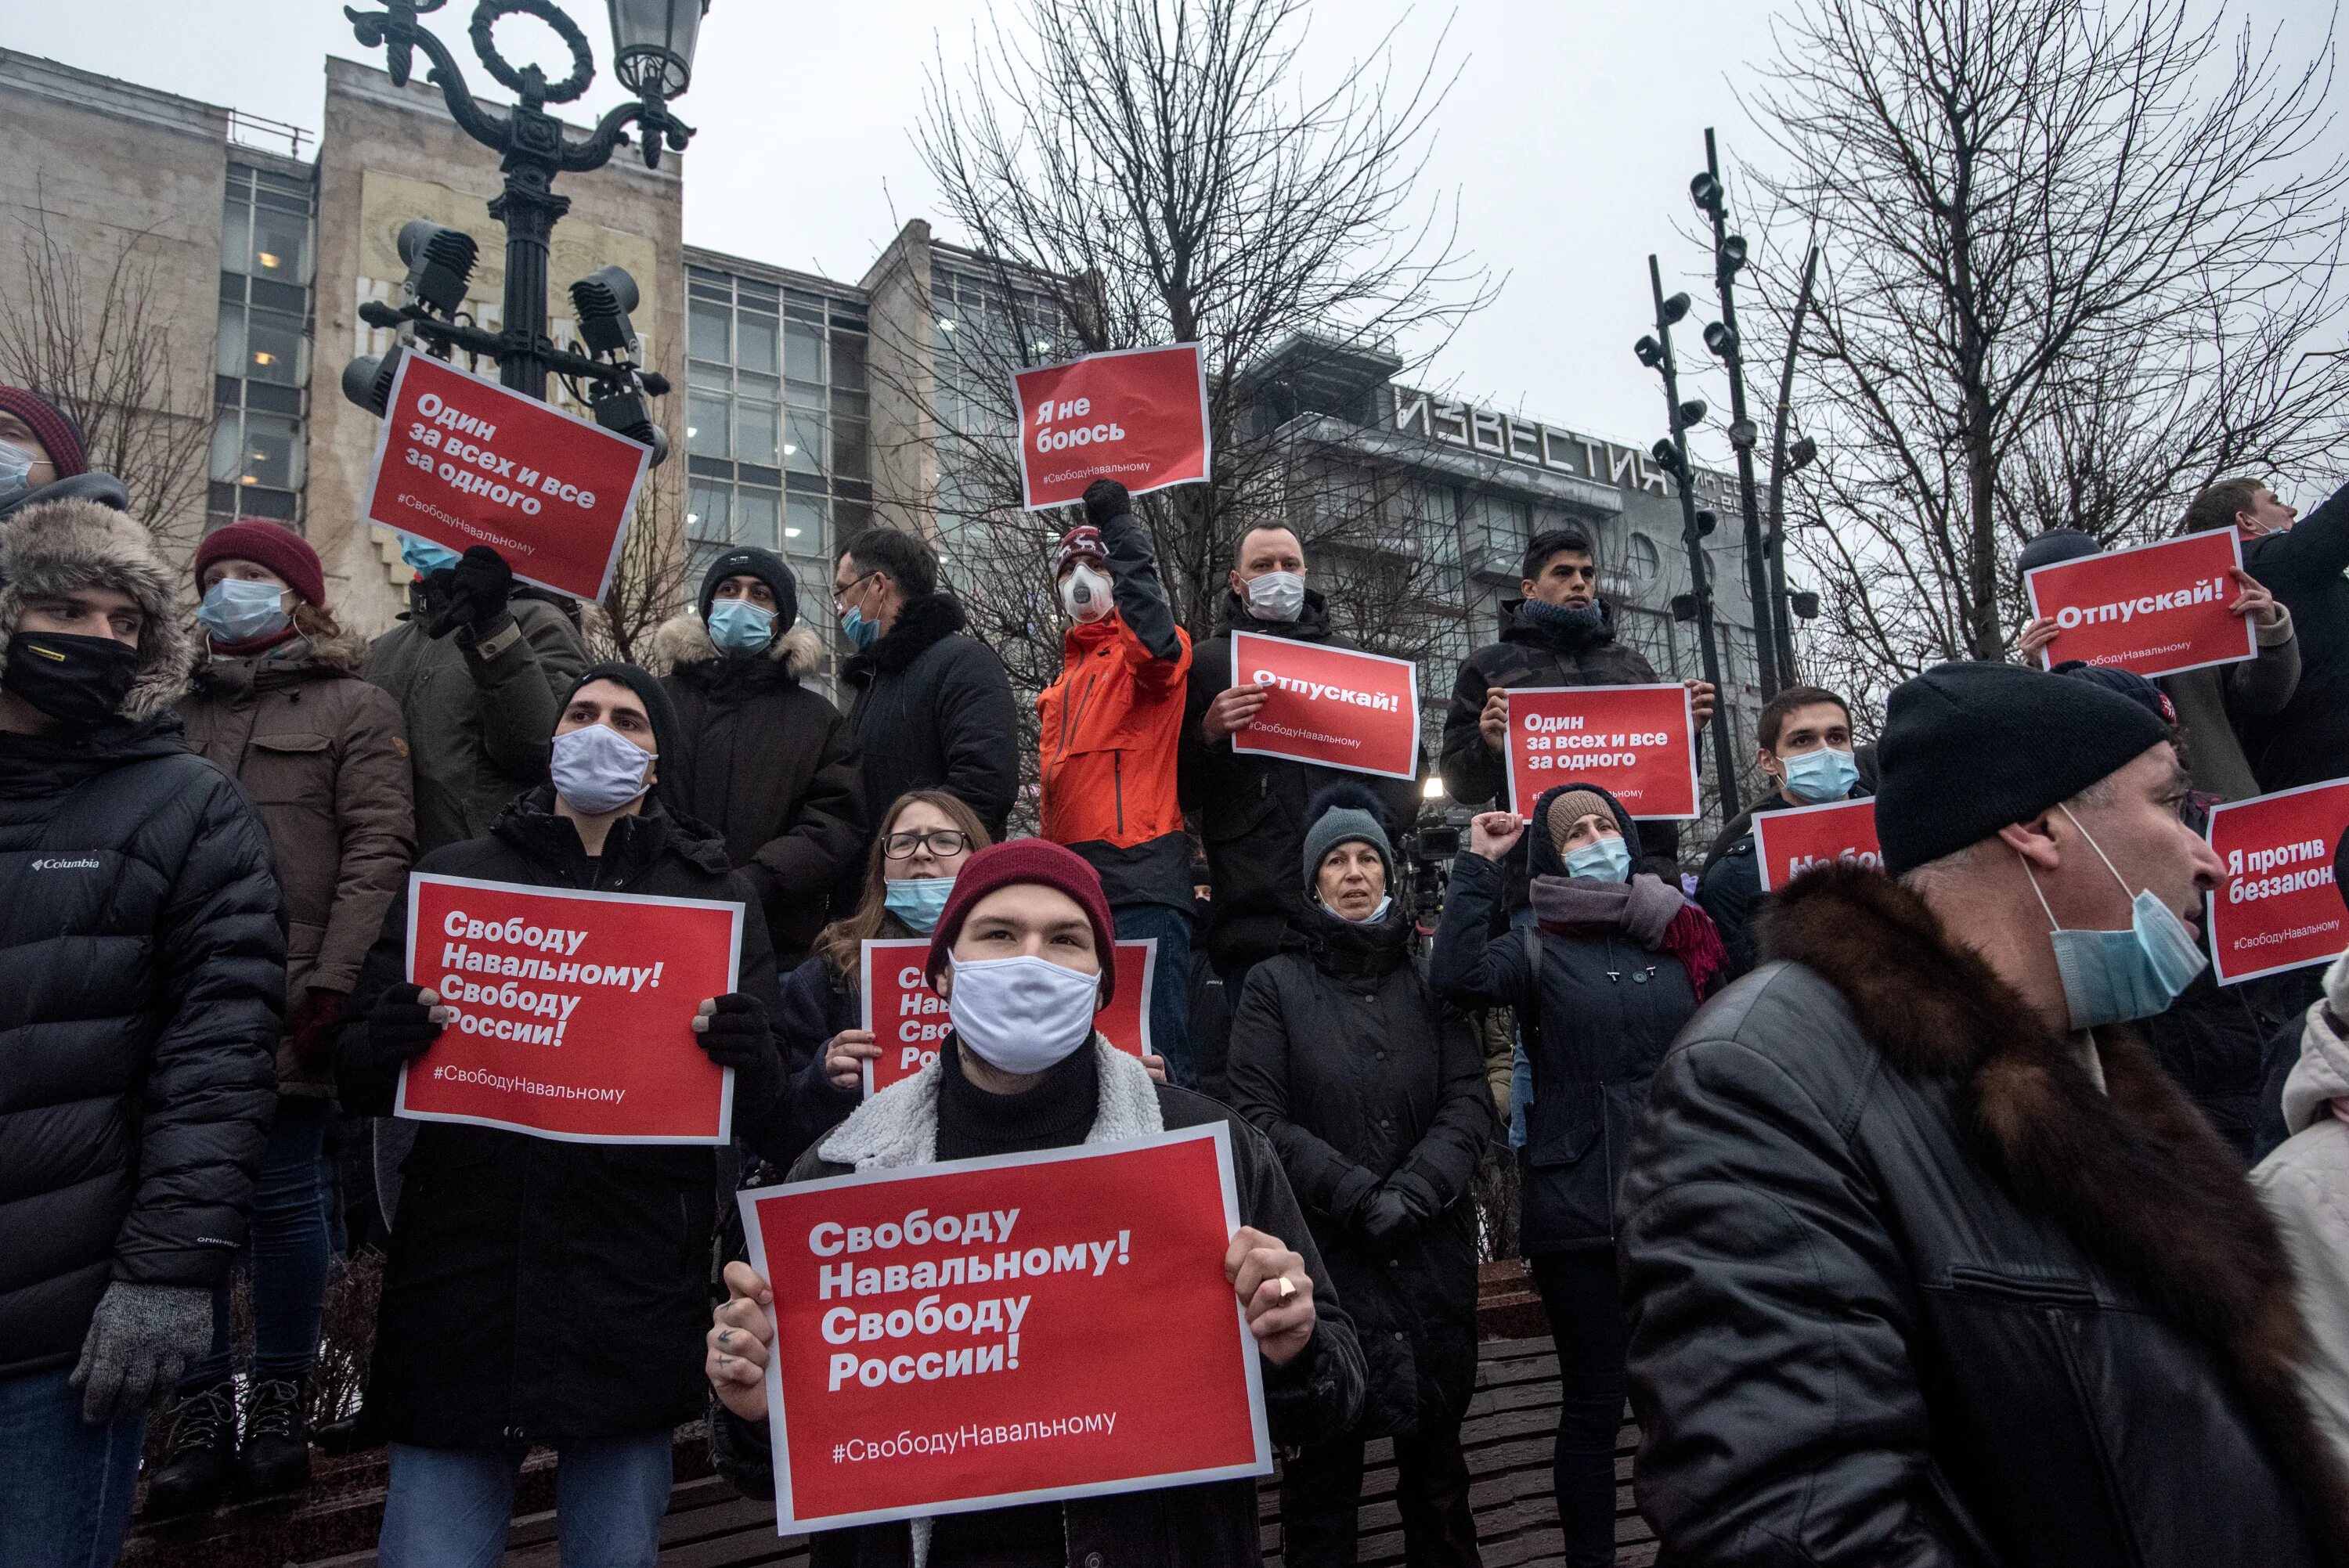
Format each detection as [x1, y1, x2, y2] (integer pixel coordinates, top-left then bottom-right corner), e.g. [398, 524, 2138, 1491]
[209, 163, 314, 529]
[684, 265, 870, 627]
[1625, 532, 1662, 585]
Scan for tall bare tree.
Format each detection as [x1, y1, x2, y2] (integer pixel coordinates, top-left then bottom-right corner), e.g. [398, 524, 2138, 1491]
[904, 0, 1496, 776]
[588, 480, 692, 665]
[0, 205, 212, 557]
[1743, 0, 2349, 701]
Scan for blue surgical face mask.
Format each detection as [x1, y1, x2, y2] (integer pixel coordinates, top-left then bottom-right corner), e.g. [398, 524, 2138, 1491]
[549, 722, 655, 816]
[400, 534, 461, 577]
[197, 578, 291, 645]
[707, 598, 777, 654]
[0, 442, 34, 503]
[841, 605, 879, 651]
[884, 875, 955, 934]
[1781, 745, 1860, 804]
[1564, 833, 1633, 883]
[2024, 805, 2208, 1029]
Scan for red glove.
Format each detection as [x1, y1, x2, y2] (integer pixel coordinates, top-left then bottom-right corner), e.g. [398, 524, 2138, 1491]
[289, 987, 348, 1065]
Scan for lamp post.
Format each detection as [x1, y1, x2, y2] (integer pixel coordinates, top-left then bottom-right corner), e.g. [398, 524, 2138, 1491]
[1637, 254, 1740, 815]
[1690, 128, 1777, 699]
[1763, 243, 1823, 684]
[342, 0, 703, 434]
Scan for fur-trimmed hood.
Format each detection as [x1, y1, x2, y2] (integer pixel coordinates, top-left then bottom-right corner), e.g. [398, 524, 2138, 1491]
[0, 497, 193, 722]
[1763, 863, 2349, 1559]
[648, 610, 822, 679]
[817, 1035, 1162, 1172]
[192, 625, 367, 681]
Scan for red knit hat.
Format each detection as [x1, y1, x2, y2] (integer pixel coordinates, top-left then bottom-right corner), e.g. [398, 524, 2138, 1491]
[0, 387, 88, 478]
[195, 521, 327, 607]
[926, 838, 1118, 1007]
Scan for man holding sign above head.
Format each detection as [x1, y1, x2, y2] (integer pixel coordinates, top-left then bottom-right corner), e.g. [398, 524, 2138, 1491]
[1439, 528, 1716, 881]
[1182, 524, 1423, 990]
[1698, 684, 1869, 979]
[1037, 480, 1198, 1085]
[336, 662, 797, 1567]
[705, 839, 1366, 1566]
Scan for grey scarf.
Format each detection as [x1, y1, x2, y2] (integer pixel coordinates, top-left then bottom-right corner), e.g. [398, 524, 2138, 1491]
[1530, 871, 1683, 949]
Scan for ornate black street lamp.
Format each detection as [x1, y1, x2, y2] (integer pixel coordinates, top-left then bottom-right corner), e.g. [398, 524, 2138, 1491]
[1637, 255, 1741, 815]
[1690, 128, 1778, 699]
[341, 0, 705, 444]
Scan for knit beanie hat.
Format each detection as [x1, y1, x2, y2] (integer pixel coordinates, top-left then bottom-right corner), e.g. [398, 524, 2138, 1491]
[0, 387, 88, 478]
[1875, 661, 2167, 876]
[195, 521, 327, 607]
[697, 546, 798, 628]
[1545, 789, 1617, 854]
[1300, 781, 1394, 896]
[926, 838, 1118, 1007]
[1053, 525, 1108, 581]
[2018, 528, 2102, 574]
[561, 661, 681, 779]
[2049, 659, 2178, 728]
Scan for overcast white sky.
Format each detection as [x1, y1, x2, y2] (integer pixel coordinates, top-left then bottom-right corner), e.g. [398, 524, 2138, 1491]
[11, 1, 2340, 466]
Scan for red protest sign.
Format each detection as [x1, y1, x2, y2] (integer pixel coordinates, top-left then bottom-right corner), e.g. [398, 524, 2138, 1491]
[2204, 779, 2349, 984]
[1750, 797, 1883, 892]
[1502, 684, 1698, 819]
[2024, 530, 2255, 679]
[1011, 344, 1210, 510]
[1229, 631, 1420, 782]
[738, 1124, 1270, 1533]
[861, 939, 1156, 1097]
[396, 873, 742, 1143]
[361, 354, 652, 602]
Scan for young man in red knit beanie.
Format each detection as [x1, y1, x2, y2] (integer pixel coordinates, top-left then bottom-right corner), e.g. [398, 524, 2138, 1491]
[703, 838, 1369, 1563]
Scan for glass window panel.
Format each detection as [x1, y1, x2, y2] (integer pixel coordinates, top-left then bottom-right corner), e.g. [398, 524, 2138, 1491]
[208, 419, 243, 484]
[784, 321, 823, 382]
[214, 303, 247, 379]
[687, 482, 730, 543]
[737, 370, 780, 401]
[687, 393, 731, 458]
[248, 207, 311, 283]
[689, 301, 731, 363]
[832, 416, 869, 482]
[688, 359, 729, 389]
[736, 488, 781, 550]
[738, 279, 778, 305]
[236, 413, 299, 489]
[219, 200, 251, 273]
[785, 409, 824, 474]
[239, 486, 298, 521]
[785, 492, 825, 553]
[829, 331, 867, 392]
[735, 399, 780, 466]
[243, 313, 304, 385]
[736, 313, 778, 377]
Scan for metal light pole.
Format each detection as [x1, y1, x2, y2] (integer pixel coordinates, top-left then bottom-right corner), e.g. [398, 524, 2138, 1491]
[1640, 255, 1740, 815]
[1763, 243, 1822, 684]
[1690, 128, 1777, 699]
[344, 0, 703, 409]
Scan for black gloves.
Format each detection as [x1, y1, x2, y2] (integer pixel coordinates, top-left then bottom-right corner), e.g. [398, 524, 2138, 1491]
[1385, 1168, 1444, 1225]
[359, 982, 449, 1072]
[1348, 1168, 1446, 1245]
[695, 993, 783, 1110]
[1082, 479, 1130, 529]
[426, 546, 514, 640]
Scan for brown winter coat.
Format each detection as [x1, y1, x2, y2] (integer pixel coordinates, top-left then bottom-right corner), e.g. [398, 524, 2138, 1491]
[181, 631, 414, 1093]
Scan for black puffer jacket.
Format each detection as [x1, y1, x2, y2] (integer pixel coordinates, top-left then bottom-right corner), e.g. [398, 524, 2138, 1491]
[1620, 865, 2349, 1566]
[1180, 590, 1423, 974]
[1438, 597, 1681, 874]
[1430, 784, 1703, 1256]
[336, 791, 789, 1447]
[1226, 907, 1495, 1438]
[839, 593, 1017, 842]
[0, 722, 286, 1379]
[657, 615, 867, 968]
[0, 497, 284, 1381]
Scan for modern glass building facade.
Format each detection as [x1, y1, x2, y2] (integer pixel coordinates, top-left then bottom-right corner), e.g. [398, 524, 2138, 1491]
[208, 156, 316, 528]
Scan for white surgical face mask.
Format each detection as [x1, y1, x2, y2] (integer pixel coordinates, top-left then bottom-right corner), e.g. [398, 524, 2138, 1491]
[947, 954, 1099, 1075]
[549, 723, 655, 815]
[1244, 570, 1305, 622]
[1059, 564, 1112, 624]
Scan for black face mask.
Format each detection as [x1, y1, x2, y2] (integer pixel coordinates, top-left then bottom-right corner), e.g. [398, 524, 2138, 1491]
[3, 631, 141, 727]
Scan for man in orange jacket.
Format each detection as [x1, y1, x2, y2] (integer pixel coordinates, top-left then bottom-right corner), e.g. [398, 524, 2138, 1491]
[1038, 479, 1198, 1083]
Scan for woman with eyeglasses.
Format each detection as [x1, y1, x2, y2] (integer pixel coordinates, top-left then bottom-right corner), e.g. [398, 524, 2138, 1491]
[769, 791, 990, 1155]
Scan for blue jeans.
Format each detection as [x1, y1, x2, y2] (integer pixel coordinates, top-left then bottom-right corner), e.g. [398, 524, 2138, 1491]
[378, 1432, 673, 1568]
[186, 1096, 331, 1386]
[0, 1368, 145, 1567]
[1113, 901, 1196, 1088]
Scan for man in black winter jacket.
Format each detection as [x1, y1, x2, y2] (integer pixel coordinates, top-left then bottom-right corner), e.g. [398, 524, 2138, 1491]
[1438, 527, 1716, 877]
[0, 499, 283, 1566]
[1695, 683, 1867, 978]
[1620, 661, 2349, 1566]
[833, 528, 1018, 842]
[1180, 524, 1423, 993]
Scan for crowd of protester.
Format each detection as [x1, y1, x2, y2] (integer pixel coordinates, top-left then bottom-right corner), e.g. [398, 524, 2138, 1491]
[5, 376, 2349, 1568]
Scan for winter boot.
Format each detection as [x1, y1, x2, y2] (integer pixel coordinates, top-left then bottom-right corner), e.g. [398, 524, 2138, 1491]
[233, 1375, 312, 1498]
[143, 1379, 237, 1519]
